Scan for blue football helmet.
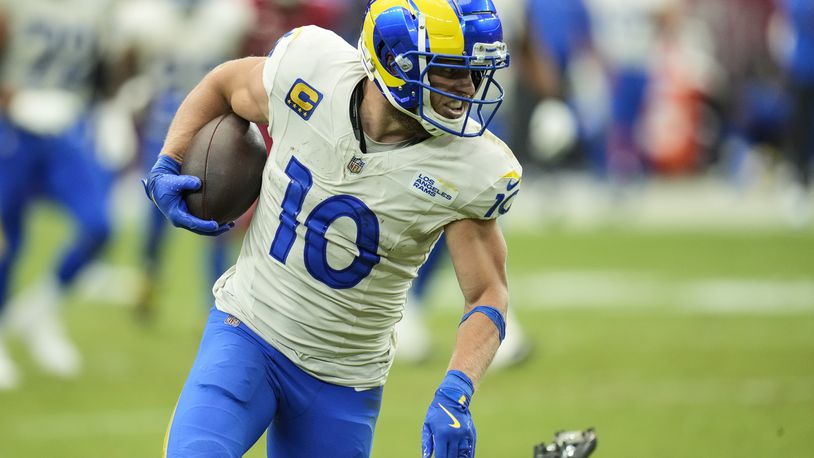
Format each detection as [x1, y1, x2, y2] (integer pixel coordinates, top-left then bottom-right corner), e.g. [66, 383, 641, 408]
[359, 0, 510, 137]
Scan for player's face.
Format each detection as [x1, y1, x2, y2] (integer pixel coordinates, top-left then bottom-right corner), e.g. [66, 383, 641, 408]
[427, 61, 477, 120]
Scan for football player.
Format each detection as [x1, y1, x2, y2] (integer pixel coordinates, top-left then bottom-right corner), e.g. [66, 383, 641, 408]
[143, 0, 521, 456]
[0, 0, 122, 389]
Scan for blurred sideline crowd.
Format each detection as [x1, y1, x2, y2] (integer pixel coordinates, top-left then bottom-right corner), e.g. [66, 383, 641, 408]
[0, 0, 811, 390]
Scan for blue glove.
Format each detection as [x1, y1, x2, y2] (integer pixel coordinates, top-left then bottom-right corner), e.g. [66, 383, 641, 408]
[142, 155, 233, 236]
[422, 370, 476, 458]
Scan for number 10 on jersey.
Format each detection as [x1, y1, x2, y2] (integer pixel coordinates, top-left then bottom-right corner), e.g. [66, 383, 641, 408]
[269, 157, 381, 289]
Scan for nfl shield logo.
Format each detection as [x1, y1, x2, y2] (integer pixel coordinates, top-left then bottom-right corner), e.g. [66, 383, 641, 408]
[347, 156, 365, 174]
[224, 315, 240, 327]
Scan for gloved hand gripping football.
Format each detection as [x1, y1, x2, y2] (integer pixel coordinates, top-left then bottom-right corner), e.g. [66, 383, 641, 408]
[142, 155, 233, 236]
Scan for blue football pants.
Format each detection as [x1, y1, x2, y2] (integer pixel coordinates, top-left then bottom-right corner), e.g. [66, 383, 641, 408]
[0, 118, 111, 308]
[164, 308, 383, 458]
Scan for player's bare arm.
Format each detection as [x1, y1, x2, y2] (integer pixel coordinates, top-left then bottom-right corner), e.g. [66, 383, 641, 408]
[161, 56, 268, 162]
[143, 57, 267, 235]
[421, 217, 509, 458]
[444, 217, 509, 386]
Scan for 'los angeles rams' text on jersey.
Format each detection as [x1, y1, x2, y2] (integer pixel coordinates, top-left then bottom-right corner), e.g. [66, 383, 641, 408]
[213, 26, 522, 388]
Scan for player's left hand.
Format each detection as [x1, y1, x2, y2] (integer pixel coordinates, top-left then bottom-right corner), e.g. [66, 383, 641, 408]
[142, 155, 234, 236]
[422, 370, 476, 458]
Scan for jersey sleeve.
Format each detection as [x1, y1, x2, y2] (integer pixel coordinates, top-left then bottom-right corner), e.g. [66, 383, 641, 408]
[461, 168, 522, 220]
[457, 133, 523, 221]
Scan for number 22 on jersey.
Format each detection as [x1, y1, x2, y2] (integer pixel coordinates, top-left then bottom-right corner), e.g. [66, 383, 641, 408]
[269, 157, 381, 289]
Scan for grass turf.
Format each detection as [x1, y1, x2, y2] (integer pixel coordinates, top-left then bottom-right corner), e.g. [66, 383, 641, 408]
[0, 206, 812, 457]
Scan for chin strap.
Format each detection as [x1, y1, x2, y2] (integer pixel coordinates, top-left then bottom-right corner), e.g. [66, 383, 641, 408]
[349, 79, 368, 154]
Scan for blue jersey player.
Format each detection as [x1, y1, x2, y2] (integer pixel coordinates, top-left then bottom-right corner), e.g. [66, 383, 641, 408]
[0, 0, 121, 390]
[143, 0, 522, 456]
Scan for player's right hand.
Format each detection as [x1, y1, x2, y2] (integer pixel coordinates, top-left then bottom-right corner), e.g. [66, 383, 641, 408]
[421, 370, 476, 458]
[142, 155, 234, 236]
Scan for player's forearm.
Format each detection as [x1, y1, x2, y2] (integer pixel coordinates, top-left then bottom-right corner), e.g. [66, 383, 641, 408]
[160, 74, 231, 163]
[448, 313, 502, 386]
[444, 218, 510, 387]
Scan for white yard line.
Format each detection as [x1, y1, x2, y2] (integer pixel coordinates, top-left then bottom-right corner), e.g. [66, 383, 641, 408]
[505, 173, 814, 232]
[431, 271, 814, 314]
[78, 263, 814, 315]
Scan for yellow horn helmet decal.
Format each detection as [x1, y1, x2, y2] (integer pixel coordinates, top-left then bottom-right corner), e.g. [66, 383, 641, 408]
[363, 0, 465, 89]
[420, 0, 464, 55]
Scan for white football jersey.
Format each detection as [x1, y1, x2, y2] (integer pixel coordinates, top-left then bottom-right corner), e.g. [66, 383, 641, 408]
[0, 0, 114, 133]
[213, 26, 522, 389]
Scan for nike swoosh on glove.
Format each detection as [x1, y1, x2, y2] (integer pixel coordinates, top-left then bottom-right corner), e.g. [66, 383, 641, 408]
[422, 370, 476, 458]
[142, 155, 233, 236]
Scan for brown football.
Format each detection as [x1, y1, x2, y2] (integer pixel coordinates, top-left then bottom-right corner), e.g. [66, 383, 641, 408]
[181, 113, 267, 225]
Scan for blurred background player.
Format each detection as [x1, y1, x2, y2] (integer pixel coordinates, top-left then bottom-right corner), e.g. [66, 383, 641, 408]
[126, 0, 359, 321]
[583, 0, 676, 190]
[115, 0, 255, 320]
[778, 0, 814, 224]
[0, 0, 127, 389]
[522, 0, 593, 168]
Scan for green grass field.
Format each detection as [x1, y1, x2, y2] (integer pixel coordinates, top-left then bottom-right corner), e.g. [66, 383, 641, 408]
[1, 206, 812, 457]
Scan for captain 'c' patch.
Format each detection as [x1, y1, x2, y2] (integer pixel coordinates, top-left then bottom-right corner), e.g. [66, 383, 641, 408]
[286, 78, 323, 120]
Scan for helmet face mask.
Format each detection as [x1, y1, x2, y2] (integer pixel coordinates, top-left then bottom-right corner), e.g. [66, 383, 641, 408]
[417, 50, 507, 137]
[359, 0, 510, 137]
